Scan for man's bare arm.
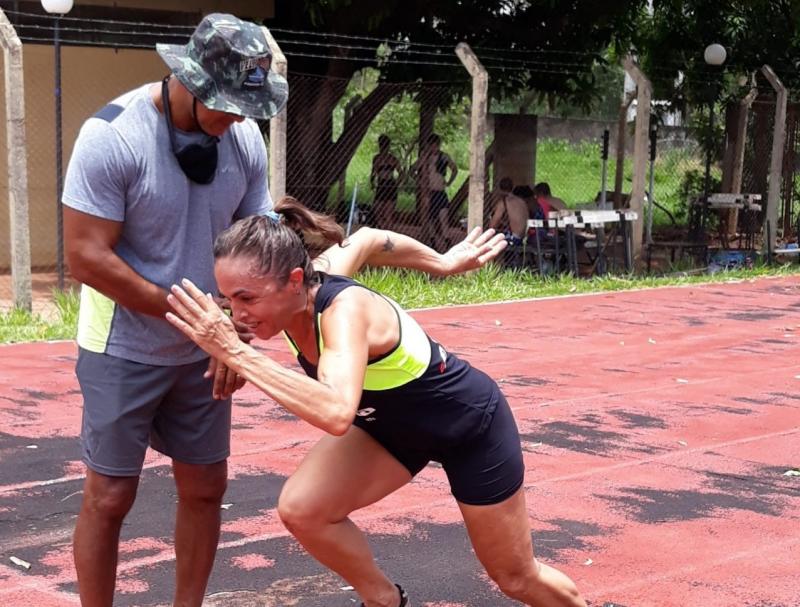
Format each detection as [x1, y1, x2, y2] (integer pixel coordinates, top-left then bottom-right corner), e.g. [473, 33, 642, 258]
[65, 206, 170, 317]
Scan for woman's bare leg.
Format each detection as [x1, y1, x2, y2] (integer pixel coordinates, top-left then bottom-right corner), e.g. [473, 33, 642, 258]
[278, 426, 412, 607]
[458, 487, 586, 607]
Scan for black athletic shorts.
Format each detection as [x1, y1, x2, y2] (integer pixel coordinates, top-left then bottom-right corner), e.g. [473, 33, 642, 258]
[368, 390, 525, 506]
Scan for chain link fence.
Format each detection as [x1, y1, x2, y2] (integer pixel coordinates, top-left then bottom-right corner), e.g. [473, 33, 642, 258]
[2, 10, 800, 311]
[282, 72, 475, 251]
[0, 41, 170, 313]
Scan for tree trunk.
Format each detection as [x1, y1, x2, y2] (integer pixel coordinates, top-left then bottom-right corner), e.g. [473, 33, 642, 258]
[285, 75, 401, 212]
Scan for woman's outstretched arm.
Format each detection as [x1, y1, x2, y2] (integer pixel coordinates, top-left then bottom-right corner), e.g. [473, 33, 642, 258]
[313, 226, 507, 278]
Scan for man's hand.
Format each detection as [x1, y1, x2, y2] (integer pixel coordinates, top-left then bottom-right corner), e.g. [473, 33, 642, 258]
[439, 227, 508, 275]
[205, 357, 247, 400]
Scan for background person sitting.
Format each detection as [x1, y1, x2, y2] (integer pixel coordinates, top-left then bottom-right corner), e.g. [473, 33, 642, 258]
[512, 184, 539, 221]
[489, 177, 529, 267]
[533, 182, 567, 214]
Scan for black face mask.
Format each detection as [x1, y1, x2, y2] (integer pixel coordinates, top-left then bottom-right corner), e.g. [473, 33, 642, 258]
[162, 76, 219, 185]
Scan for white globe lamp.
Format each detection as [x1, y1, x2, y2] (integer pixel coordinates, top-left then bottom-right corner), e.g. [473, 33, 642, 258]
[41, 0, 73, 13]
[704, 43, 727, 66]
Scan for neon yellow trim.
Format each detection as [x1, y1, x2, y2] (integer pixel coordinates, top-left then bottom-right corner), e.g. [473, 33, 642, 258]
[76, 285, 115, 353]
[282, 331, 300, 356]
[310, 297, 430, 391]
[361, 302, 430, 390]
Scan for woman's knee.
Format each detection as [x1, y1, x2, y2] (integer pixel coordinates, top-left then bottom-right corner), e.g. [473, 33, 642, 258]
[277, 482, 333, 535]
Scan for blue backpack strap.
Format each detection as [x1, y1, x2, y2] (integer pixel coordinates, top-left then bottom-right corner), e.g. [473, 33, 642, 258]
[93, 103, 124, 123]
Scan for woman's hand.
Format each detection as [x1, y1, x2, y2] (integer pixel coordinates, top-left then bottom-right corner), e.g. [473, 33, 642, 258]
[440, 227, 508, 275]
[166, 278, 243, 363]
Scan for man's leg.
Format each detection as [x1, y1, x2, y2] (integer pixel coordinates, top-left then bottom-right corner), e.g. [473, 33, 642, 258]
[436, 205, 451, 251]
[73, 469, 140, 607]
[278, 427, 412, 607]
[172, 459, 228, 607]
[73, 348, 163, 607]
[458, 487, 586, 607]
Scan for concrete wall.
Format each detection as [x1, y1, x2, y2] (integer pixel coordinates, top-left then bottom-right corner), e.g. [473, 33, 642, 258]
[492, 114, 537, 190]
[0, 0, 275, 270]
[75, 0, 271, 16]
[538, 115, 693, 155]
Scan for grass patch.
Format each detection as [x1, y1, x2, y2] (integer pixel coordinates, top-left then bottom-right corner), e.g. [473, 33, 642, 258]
[2, 264, 798, 344]
[356, 263, 800, 309]
[0, 288, 79, 343]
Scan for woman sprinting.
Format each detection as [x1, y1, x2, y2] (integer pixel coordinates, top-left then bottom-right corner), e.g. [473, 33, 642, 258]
[166, 197, 586, 607]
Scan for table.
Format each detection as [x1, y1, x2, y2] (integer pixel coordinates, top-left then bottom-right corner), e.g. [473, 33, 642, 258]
[527, 209, 638, 275]
[690, 193, 762, 249]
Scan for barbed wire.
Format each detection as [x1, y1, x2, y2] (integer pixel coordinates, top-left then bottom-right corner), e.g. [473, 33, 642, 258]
[280, 39, 606, 70]
[267, 48, 598, 76]
[8, 22, 185, 39]
[270, 25, 605, 58]
[6, 10, 799, 78]
[4, 8, 195, 30]
[18, 34, 156, 50]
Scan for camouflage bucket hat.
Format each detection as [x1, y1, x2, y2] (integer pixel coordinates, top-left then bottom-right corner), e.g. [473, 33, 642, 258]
[156, 13, 288, 120]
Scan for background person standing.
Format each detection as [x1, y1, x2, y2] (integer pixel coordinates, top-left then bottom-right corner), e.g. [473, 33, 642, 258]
[415, 133, 458, 252]
[371, 134, 402, 229]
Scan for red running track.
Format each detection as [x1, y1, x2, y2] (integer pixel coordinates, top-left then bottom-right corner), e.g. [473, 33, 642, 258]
[1, 276, 799, 607]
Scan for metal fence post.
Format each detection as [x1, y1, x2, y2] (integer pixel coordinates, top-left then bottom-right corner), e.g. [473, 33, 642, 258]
[622, 56, 652, 262]
[263, 27, 287, 202]
[761, 65, 786, 253]
[455, 42, 488, 233]
[1, 8, 32, 311]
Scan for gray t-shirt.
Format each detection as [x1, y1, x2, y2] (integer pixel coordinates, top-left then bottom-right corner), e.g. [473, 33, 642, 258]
[63, 84, 272, 365]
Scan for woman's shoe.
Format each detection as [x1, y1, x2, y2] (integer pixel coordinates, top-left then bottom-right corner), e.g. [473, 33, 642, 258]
[360, 583, 409, 607]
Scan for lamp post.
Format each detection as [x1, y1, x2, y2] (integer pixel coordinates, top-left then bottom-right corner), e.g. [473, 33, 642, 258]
[41, 0, 73, 291]
[702, 43, 726, 203]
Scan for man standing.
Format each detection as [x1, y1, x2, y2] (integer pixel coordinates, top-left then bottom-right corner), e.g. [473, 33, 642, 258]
[416, 133, 458, 251]
[370, 134, 402, 228]
[62, 14, 288, 606]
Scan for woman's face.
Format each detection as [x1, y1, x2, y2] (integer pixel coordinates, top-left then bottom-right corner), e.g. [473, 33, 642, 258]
[214, 256, 305, 340]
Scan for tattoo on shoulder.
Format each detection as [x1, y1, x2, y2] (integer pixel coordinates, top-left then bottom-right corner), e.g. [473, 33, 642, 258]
[382, 235, 395, 253]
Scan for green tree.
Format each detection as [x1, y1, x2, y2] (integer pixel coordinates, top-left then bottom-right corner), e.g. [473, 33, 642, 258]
[267, 0, 647, 208]
[636, 0, 800, 110]
[634, 1, 800, 201]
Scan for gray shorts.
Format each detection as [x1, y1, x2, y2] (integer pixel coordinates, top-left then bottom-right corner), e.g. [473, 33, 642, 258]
[76, 347, 231, 476]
